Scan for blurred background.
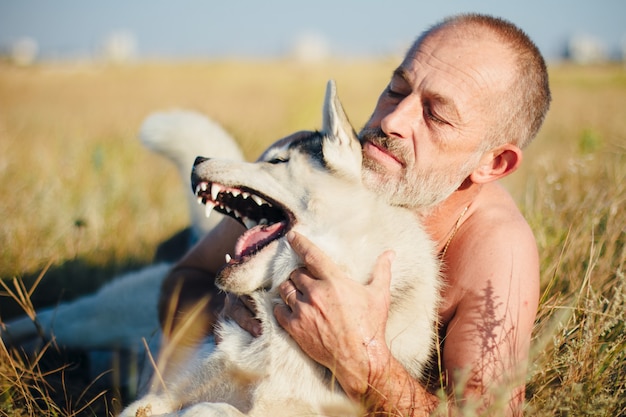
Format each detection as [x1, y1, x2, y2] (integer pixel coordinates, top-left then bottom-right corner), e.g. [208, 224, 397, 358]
[1, 0, 625, 64]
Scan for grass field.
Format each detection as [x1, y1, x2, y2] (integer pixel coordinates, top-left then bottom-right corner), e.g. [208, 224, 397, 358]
[0, 59, 625, 416]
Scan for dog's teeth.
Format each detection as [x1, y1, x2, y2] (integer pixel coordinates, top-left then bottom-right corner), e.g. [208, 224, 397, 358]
[225, 253, 232, 263]
[242, 217, 257, 229]
[197, 196, 204, 205]
[205, 202, 216, 218]
[233, 210, 242, 219]
[231, 189, 240, 198]
[224, 206, 232, 213]
[259, 218, 268, 225]
[242, 192, 250, 199]
[195, 183, 207, 195]
[251, 195, 264, 206]
[211, 184, 221, 200]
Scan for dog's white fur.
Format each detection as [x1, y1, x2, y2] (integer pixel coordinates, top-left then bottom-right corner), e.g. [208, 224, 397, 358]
[120, 81, 440, 417]
[1, 109, 243, 389]
[140, 110, 244, 238]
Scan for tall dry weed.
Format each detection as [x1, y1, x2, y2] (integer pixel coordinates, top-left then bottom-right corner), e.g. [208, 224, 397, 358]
[1, 270, 114, 416]
[522, 147, 626, 416]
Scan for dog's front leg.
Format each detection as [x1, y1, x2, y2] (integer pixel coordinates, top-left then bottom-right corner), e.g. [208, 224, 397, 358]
[155, 402, 246, 417]
[118, 393, 176, 417]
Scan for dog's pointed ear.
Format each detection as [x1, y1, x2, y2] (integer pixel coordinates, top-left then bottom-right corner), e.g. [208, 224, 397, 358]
[322, 80, 362, 180]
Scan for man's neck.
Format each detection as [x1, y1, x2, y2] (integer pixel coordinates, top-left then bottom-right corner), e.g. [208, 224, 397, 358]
[419, 182, 482, 253]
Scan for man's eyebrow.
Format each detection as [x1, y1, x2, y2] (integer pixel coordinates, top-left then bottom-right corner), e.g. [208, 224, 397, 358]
[392, 67, 410, 83]
[427, 92, 461, 123]
[429, 93, 458, 111]
[392, 66, 461, 124]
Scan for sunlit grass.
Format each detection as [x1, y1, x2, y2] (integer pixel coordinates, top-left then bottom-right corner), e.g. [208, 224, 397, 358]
[0, 60, 625, 416]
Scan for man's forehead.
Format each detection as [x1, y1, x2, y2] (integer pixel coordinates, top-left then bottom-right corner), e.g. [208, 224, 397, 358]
[429, 27, 511, 78]
[400, 30, 514, 100]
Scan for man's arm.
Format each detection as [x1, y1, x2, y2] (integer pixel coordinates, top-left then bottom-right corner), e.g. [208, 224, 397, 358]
[274, 231, 439, 415]
[438, 210, 540, 415]
[363, 213, 539, 416]
[158, 216, 244, 342]
[275, 224, 539, 416]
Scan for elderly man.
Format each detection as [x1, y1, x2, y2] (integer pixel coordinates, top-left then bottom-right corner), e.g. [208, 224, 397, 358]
[160, 13, 550, 416]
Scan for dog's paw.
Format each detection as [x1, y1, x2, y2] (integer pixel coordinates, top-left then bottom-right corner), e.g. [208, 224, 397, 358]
[134, 404, 153, 417]
[176, 402, 245, 417]
[118, 394, 173, 417]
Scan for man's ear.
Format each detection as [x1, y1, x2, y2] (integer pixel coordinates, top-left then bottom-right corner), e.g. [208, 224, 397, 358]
[470, 144, 523, 184]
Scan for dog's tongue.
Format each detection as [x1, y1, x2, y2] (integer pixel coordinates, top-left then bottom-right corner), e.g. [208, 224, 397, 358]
[234, 222, 286, 258]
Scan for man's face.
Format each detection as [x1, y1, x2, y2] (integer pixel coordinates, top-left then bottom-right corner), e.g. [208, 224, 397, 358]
[359, 28, 513, 209]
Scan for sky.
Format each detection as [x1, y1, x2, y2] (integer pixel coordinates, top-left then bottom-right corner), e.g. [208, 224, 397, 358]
[0, 0, 624, 62]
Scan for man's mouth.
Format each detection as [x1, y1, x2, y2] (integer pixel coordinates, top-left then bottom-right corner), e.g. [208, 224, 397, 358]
[363, 140, 405, 167]
[194, 180, 293, 265]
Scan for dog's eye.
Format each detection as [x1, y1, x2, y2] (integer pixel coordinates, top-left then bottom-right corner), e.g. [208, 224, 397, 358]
[267, 157, 288, 164]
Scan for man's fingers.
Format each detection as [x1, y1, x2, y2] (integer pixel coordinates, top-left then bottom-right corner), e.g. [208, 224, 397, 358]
[284, 288, 297, 308]
[287, 231, 336, 280]
[368, 250, 395, 289]
[240, 294, 258, 312]
[223, 294, 262, 337]
[278, 278, 301, 309]
[273, 302, 292, 332]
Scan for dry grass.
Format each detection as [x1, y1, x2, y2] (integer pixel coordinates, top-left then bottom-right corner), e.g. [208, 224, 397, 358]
[0, 60, 625, 416]
[509, 64, 626, 416]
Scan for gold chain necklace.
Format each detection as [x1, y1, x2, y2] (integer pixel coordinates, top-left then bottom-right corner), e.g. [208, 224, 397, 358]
[440, 205, 469, 260]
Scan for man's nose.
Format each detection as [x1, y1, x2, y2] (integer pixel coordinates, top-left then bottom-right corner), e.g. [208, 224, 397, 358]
[380, 95, 420, 139]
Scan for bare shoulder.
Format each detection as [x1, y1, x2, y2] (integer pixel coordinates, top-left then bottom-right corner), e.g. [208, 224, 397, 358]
[442, 183, 540, 326]
[454, 182, 538, 268]
[440, 183, 540, 392]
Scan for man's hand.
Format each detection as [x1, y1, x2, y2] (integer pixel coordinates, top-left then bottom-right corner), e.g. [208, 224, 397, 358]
[222, 294, 263, 338]
[274, 231, 396, 398]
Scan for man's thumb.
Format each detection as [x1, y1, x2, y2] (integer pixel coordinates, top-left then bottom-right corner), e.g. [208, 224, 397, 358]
[368, 250, 395, 289]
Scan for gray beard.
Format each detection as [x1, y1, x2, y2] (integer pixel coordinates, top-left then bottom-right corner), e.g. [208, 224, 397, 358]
[361, 159, 467, 210]
[359, 127, 479, 211]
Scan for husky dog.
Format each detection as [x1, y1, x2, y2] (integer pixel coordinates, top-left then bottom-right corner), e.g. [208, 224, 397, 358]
[120, 81, 440, 417]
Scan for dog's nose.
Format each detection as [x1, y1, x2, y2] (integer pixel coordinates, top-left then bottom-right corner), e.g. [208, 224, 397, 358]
[194, 156, 209, 166]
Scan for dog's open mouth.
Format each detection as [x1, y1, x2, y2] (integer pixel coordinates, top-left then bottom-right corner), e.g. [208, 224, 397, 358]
[194, 181, 292, 264]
